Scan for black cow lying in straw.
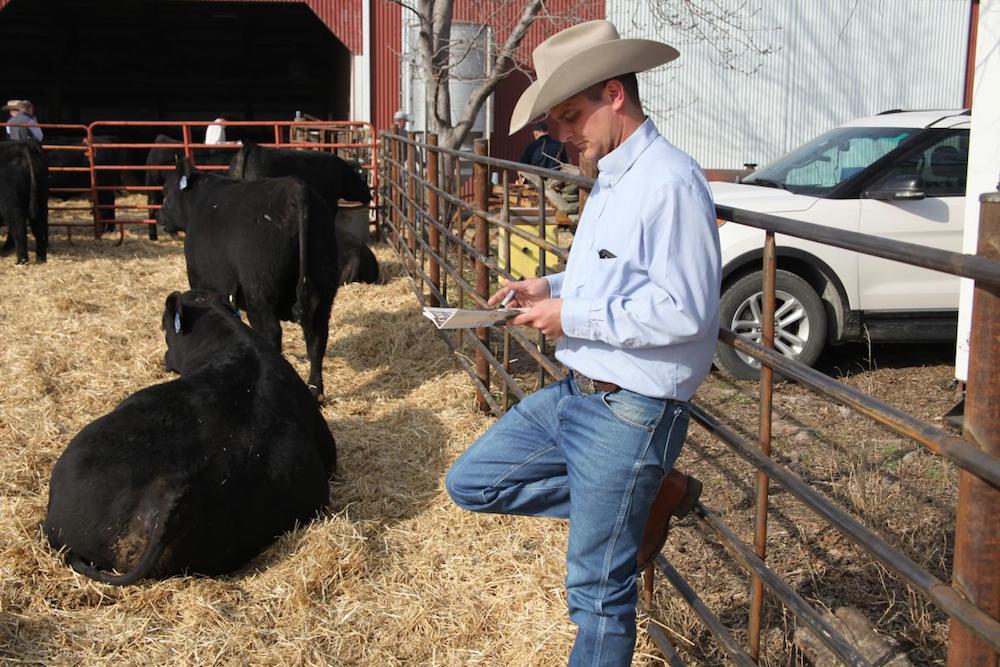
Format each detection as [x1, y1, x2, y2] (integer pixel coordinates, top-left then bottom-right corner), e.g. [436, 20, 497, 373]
[44, 290, 337, 585]
[159, 159, 340, 399]
[0, 140, 47, 264]
[339, 241, 380, 285]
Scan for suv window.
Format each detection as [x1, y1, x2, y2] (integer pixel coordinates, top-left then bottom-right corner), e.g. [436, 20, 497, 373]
[869, 130, 968, 197]
[743, 126, 914, 196]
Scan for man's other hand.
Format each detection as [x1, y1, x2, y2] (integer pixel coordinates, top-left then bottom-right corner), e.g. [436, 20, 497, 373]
[510, 298, 563, 338]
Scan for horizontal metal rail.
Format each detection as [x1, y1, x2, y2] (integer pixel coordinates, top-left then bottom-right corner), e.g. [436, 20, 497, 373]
[689, 402, 1000, 653]
[718, 328, 1000, 489]
[716, 204, 1000, 287]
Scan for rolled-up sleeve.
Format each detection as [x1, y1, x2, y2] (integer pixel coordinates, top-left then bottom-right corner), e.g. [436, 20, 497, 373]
[563, 181, 720, 349]
[544, 271, 565, 299]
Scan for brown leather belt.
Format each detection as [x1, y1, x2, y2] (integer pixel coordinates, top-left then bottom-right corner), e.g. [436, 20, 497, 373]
[571, 371, 620, 395]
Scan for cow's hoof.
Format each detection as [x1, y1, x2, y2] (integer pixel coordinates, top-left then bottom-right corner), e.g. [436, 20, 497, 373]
[36, 255, 47, 264]
[307, 384, 325, 402]
[15, 258, 28, 265]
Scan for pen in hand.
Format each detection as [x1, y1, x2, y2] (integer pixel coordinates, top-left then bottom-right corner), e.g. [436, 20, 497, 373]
[498, 289, 516, 309]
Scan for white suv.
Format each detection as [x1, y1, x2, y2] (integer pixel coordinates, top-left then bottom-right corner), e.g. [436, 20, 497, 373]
[711, 110, 969, 379]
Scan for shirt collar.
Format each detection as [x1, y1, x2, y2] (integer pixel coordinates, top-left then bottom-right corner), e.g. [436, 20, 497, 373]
[596, 117, 658, 189]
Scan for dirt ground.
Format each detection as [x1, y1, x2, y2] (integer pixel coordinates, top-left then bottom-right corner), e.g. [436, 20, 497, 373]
[0, 229, 961, 665]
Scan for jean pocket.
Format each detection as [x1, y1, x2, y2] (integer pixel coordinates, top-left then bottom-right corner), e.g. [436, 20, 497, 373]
[600, 391, 665, 432]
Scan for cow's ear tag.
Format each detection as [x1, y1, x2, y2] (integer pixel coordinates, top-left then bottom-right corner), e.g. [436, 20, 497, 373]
[179, 175, 188, 190]
[173, 312, 182, 334]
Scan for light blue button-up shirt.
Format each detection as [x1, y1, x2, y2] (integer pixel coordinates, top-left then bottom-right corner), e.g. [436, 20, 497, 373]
[544, 118, 721, 401]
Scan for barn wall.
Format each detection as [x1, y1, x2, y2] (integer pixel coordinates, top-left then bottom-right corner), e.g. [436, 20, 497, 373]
[606, 0, 973, 169]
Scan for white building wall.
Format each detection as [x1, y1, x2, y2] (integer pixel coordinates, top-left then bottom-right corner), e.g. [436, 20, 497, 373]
[607, 0, 971, 169]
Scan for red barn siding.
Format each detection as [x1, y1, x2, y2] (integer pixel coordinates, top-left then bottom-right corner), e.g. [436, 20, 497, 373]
[372, 0, 403, 133]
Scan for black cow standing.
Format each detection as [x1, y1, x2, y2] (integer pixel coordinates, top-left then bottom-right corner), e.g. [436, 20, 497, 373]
[0, 140, 48, 264]
[228, 143, 372, 214]
[44, 290, 337, 585]
[228, 143, 378, 285]
[159, 158, 339, 399]
[145, 135, 240, 240]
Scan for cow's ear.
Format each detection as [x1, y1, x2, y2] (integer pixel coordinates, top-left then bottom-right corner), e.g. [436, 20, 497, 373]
[164, 291, 186, 335]
[175, 157, 193, 189]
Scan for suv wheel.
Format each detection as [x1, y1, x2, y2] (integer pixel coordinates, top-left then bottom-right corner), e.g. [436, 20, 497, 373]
[715, 269, 827, 380]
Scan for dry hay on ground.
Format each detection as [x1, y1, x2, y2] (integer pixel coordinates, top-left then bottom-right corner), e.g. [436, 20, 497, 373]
[0, 231, 960, 665]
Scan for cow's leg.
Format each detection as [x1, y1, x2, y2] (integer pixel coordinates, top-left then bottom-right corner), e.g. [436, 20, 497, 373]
[301, 298, 332, 400]
[9, 212, 29, 265]
[30, 209, 47, 263]
[246, 308, 283, 352]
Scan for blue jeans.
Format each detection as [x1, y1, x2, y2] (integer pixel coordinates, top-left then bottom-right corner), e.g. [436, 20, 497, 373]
[445, 377, 690, 667]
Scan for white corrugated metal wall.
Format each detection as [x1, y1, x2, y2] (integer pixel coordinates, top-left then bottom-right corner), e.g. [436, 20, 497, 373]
[607, 1, 971, 169]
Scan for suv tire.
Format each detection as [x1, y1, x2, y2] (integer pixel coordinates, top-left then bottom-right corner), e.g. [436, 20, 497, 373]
[715, 269, 827, 380]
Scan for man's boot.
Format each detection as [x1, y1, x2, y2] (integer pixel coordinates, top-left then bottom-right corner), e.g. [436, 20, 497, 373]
[637, 470, 702, 570]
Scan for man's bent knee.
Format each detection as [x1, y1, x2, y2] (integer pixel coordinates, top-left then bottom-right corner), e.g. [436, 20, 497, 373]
[445, 462, 487, 511]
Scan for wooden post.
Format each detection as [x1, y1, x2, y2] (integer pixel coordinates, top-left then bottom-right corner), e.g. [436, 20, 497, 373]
[473, 139, 491, 411]
[947, 192, 1000, 667]
[406, 132, 416, 274]
[427, 134, 440, 307]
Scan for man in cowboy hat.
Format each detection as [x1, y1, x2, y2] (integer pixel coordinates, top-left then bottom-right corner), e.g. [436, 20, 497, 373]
[4, 99, 42, 142]
[446, 20, 720, 666]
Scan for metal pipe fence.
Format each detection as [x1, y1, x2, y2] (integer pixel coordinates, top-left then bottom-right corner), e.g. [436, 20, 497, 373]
[16, 120, 377, 245]
[379, 130, 1000, 665]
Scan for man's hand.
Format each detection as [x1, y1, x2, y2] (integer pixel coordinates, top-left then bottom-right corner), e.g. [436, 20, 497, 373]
[488, 277, 550, 309]
[510, 298, 563, 337]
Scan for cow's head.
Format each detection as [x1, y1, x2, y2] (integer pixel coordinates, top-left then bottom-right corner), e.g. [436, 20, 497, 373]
[157, 158, 199, 233]
[162, 289, 240, 373]
[340, 158, 372, 204]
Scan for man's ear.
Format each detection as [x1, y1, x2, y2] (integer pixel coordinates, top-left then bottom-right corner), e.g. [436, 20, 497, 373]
[605, 79, 626, 111]
[164, 291, 185, 334]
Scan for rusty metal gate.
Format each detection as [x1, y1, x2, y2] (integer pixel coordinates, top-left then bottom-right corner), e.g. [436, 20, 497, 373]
[379, 130, 1000, 665]
[22, 120, 378, 244]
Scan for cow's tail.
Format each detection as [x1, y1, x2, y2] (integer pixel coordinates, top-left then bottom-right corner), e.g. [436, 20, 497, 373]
[291, 184, 310, 324]
[65, 495, 176, 586]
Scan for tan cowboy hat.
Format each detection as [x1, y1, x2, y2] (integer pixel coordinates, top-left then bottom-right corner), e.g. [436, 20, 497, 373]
[2, 99, 31, 112]
[509, 20, 679, 135]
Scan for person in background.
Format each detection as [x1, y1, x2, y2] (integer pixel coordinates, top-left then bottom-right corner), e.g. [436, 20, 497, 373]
[205, 112, 228, 145]
[4, 99, 42, 142]
[518, 121, 568, 170]
[392, 110, 410, 135]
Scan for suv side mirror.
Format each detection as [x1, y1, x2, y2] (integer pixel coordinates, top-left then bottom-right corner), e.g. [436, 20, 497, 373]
[863, 174, 925, 201]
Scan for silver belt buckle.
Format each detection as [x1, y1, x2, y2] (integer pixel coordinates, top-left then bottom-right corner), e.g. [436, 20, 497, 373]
[575, 372, 596, 395]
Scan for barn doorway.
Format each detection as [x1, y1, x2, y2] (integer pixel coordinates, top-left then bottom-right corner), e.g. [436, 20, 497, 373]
[0, 0, 351, 124]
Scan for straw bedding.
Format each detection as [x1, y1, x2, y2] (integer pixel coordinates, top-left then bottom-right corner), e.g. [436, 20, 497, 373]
[0, 229, 957, 665]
